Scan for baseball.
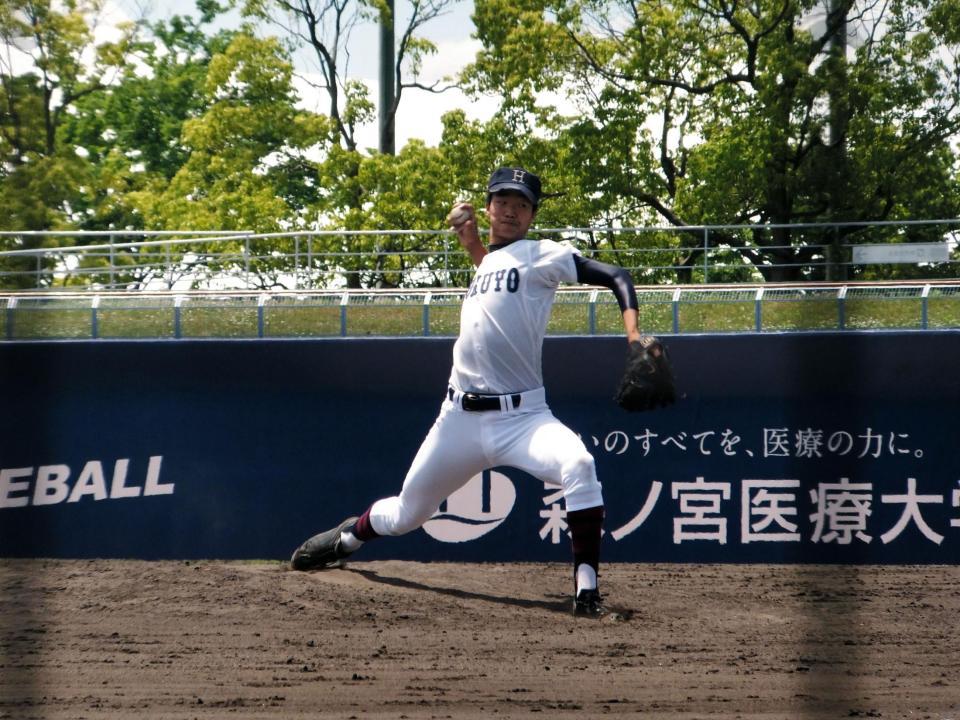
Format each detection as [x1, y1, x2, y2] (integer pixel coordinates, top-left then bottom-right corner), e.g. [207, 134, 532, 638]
[446, 206, 471, 228]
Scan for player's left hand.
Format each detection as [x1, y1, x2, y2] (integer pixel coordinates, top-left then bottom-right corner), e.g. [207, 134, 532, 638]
[614, 335, 676, 412]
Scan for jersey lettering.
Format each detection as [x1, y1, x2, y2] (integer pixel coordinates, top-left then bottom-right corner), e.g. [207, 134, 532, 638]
[468, 267, 522, 298]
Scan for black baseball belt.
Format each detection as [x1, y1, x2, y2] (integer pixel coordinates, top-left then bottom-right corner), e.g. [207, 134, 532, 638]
[447, 387, 522, 412]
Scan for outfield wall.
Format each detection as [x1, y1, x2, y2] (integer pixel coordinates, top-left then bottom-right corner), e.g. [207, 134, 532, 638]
[1, 332, 959, 563]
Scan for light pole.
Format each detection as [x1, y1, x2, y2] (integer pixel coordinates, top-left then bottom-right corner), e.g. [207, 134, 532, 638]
[379, 0, 396, 155]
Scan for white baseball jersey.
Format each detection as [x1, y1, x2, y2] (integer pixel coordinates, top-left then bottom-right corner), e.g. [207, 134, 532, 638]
[449, 239, 578, 394]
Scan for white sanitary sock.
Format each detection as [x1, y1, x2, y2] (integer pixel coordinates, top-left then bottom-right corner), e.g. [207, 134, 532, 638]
[340, 531, 364, 553]
[576, 563, 597, 593]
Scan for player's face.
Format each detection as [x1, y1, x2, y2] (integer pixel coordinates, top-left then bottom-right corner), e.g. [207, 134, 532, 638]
[486, 191, 536, 245]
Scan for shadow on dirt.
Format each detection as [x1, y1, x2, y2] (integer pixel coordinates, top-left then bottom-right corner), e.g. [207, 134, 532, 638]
[346, 566, 573, 614]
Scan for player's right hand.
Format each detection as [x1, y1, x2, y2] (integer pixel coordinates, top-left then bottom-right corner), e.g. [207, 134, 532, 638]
[447, 202, 482, 251]
[446, 202, 474, 229]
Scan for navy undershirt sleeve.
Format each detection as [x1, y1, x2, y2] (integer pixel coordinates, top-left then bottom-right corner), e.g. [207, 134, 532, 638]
[573, 255, 639, 313]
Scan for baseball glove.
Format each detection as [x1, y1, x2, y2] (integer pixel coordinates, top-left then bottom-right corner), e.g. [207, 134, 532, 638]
[614, 336, 676, 412]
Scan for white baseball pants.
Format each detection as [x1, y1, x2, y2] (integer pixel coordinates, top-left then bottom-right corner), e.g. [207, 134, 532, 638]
[369, 387, 603, 537]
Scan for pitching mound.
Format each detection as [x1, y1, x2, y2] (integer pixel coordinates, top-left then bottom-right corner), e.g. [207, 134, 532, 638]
[1, 559, 957, 718]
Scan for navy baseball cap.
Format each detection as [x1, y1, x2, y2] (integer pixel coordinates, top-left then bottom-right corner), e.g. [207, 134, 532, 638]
[487, 167, 542, 207]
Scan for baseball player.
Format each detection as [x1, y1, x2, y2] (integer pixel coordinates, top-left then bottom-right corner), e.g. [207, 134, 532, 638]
[291, 167, 671, 617]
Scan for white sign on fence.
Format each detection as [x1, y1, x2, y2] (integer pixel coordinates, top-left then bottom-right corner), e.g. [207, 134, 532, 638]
[853, 242, 950, 265]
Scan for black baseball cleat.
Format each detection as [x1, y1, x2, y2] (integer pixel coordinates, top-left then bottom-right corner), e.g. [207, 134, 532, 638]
[290, 517, 359, 571]
[573, 588, 606, 617]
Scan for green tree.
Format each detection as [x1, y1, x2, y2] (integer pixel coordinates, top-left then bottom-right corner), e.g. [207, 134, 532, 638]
[313, 139, 466, 287]
[52, 5, 247, 288]
[0, 0, 136, 286]
[465, 0, 960, 281]
[238, 0, 467, 288]
[129, 30, 333, 289]
[61, 11, 235, 225]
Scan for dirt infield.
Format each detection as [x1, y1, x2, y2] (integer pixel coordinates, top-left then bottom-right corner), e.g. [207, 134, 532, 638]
[1, 559, 958, 719]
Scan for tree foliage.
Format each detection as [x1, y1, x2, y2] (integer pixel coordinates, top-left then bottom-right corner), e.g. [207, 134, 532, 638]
[60, 14, 237, 234]
[0, 0, 958, 289]
[0, 0, 134, 233]
[0, 0, 138, 287]
[465, 0, 960, 280]
[125, 30, 335, 289]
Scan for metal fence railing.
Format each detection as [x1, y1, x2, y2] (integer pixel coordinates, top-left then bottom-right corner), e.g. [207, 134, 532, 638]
[0, 220, 958, 291]
[3, 282, 959, 341]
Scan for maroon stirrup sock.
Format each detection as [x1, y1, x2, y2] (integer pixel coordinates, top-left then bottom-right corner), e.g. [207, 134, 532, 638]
[351, 507, 380, 542]
[567, 505, 604, 583]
